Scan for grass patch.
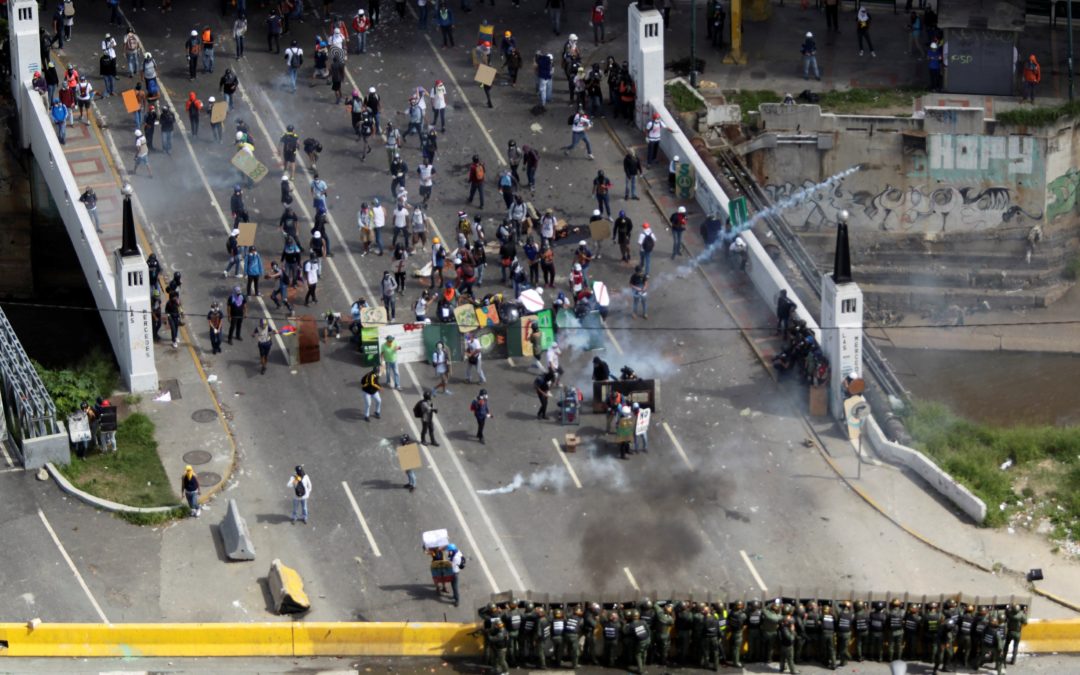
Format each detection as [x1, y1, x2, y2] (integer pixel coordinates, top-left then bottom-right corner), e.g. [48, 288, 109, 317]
[724, 87, 924, 122]
[1065, 257, 1080, 281]
[904, 400, 1080, 531]
[119, 507, 187, 526]
[666, 82, 705, 114]
[59, 413, 177, 510]
[997, 100, 1080, 127]
[34, 348, 118, 417]
[816, 87, 924, 114]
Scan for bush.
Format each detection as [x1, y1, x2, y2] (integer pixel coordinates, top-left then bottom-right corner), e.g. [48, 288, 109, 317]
[996, 101, 1080, 127]
[34, 349, 118, 416]
[666, 82, 705, 114]
[904, 400, 1080, 529]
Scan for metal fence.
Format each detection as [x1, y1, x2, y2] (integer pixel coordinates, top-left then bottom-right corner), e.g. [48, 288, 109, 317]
[0, 305, 59, 461]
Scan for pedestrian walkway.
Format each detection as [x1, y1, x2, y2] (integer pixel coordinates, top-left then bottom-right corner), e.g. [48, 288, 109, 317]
[40, 53, 236, 515]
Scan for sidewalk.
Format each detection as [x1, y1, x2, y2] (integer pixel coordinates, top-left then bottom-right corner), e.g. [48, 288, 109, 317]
[600, 107, 1080, 620]
[43, 63, 235, 513]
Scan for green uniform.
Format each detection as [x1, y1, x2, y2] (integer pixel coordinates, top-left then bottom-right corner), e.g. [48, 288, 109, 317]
[582, 610, 600, 664]
[626, 618, 650, 674]
[778, 618, 798, 674]
[535, 616, 552, 669]
[971, 612, 989, 668]
[746, 607, 763, 662]
[902, 609, 922, 660]
[521, 610, 538, 664]
[488, 625, 509, 675]
[762, 605, 782, 664]
[652, 610, 673, 666]
[1004, 608, 1026, 665]
[690, 606, 705, 665]
[675, 606, 693, 664]
[501, 608, 523, 666]
[602, 616, 622, 668]
[923, 609, 942, 667]
[799, 606, 819, 662]
[701, 613, 722, 671]
[726, 607, 747, 667]
[820, 610, 837, 668]
[868, 608, 886, 661]
[854, 607, 870, 661]
[982, 623, 1005, 675]
[957, 610, 976, 668]
[934, 614, 958, 673]
[561, 614, 581, 666]
[887, 607, 905, 661]
[836, 609, 853, 665]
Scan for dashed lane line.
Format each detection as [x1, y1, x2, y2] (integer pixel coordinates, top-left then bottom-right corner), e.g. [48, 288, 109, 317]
[38, 507, 109, 623]
[550, 438, 582, 489]
[341, 480, 383, 558]
[661, 421, 694, 470]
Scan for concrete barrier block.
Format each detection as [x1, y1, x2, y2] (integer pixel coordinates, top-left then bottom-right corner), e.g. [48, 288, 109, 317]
[294, 622, 483, 657]
[268, 558, 310, 614]
[218, 499, 256, 561]
[22, 429, 71, 469]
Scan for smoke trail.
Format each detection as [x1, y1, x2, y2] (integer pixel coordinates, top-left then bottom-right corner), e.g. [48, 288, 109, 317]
[476, 465, 571, 495]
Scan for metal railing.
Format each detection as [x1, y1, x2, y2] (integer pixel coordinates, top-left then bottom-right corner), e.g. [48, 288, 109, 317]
[0, 306, 59, 455]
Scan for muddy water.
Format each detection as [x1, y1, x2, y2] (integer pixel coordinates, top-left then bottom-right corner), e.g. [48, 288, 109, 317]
[881, 348, 1080, 428]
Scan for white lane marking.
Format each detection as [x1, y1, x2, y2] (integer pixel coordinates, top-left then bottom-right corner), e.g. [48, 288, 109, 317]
[241, 84, 376, 302]
[236, 74, 528, 595]
[37, 507, 109, 623]
[0, 441, 14, 467]
[605, 325, 624, 354]
[405, 365, 528, 591]
[550, 438, 582, 489]
[662, 421, 694, 470]
[388, 386, 500, 593]
[98, 78, 287, 358]
[740, 549, 769, 592]
[0, 466, 22, 474]
[623, 566, 640, 591]
[341, 480, 382, 557]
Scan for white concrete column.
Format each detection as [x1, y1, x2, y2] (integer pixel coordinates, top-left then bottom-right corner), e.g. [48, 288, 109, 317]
[627, 3, 665, 130]
[821, 275, 864, 421]
[9, 0, 42, 149]
[114, 187, 158, 393]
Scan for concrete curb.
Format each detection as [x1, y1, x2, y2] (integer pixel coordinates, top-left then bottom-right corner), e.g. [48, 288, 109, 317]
[45, 462, 176, 515]
[0, 621, 483, 658]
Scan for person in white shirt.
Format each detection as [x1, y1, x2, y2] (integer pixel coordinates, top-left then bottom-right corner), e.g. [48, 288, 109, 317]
[287, 465, 312, 523]
[371, 197, 386, 255]
[447, 543, 464, 607]
[101, 33, 118, 59]
[303, 254, 320, 305]
[392, 202, 410, 250]
[417, 160, 436, 207]
[464, 333, 485, 384]
[430, 80, 447, 132]
[545, 341, 562, 386]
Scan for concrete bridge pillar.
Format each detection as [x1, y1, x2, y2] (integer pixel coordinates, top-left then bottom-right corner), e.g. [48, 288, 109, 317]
[627, 3, 665, 130]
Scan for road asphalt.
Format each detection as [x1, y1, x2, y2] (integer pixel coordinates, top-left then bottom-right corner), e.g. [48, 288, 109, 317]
[0, 0, 1076, 641]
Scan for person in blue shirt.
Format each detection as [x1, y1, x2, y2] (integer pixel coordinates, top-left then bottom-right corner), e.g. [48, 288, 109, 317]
[535, 51, 554, 110]
[50, 98, 68, 145]
[245, 246, 264, 296]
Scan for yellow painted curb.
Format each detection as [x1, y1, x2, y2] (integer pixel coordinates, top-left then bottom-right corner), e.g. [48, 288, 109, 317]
[0, 622, 482, 658]
[1020, 618, 1080, 653]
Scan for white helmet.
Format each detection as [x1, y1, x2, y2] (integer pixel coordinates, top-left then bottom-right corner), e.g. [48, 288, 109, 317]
[358, 8, 365, 14]
[569, 33, 578, 41]
[678, 206, 686, 214]
[579, 240, 587, 247]
[191, 30, 198, 37]
[930, 41, 938, 49]
[369, 86, 376, 93]
[673, 155, 680, 162]
[235, 131, 245, 141]
[806, 31, 813, 38]
[592, 209, 601, 216]
[573, 263, 582, 271]
[208, 96, 216, 103]
[134, 129, 143, 137]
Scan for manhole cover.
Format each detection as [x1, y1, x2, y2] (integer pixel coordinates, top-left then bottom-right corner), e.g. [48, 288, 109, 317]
[191, 408, 217, 423]
[197, 472, 222, 487]
[182, 450, 213, 465]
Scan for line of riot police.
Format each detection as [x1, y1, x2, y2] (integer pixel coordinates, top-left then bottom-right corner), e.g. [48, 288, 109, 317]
[476, 596, 1028, 673]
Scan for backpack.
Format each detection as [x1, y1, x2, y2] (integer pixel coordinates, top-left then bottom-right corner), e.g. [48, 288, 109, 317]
[456, 551, 467, 569]
[288, 50, 303, 68]
[413, 400, 424, 418]
[473, 163, 485, 182]
[642, 233, 655, 252]
[294, 477, 306, 498]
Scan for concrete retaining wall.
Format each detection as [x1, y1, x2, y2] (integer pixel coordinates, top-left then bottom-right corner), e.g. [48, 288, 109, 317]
[0, 622, 482, 657]
[865, 416, 988, 523]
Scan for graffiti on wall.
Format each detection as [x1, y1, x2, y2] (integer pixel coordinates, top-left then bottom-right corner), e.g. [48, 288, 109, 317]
[1046, 168, 1080, 222]
[763, 181, 1043, 232]
[914, 135, 1037, 177]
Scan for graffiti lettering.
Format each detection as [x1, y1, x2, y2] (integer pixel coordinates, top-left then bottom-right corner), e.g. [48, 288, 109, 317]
[927, 134, 1034, 175]
[1046, 168, 1080, 221]
[763, 181, 1043, 233]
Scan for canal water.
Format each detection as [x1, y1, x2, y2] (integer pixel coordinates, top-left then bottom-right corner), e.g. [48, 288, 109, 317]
[881, 347, 1080, 428]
